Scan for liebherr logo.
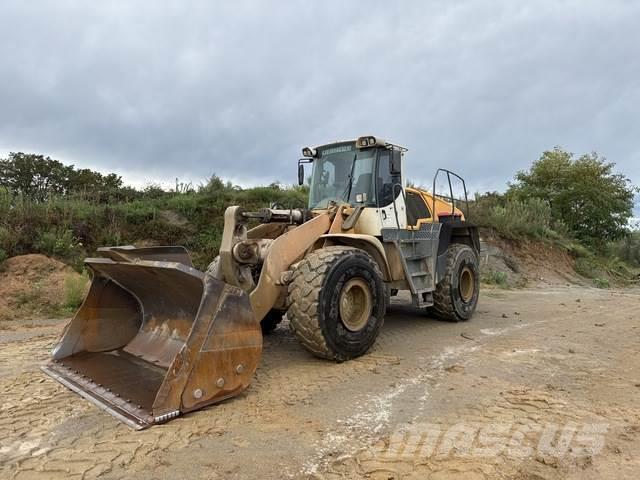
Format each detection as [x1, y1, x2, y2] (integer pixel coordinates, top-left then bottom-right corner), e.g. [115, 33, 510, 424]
[377, 422, 608, 459]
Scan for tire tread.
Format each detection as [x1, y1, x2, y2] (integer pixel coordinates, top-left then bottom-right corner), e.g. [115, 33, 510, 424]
[287, 246, 382, 361]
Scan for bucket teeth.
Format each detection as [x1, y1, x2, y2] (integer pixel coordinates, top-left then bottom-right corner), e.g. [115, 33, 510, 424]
[42, 361, 154, 429]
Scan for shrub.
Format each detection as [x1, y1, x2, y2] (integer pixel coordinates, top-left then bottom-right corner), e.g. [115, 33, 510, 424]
[565, 242, 592, 259]
[574, 257, 602, 279]
[64, 273, 89, 310]
[0, 226, 9, 250]
[0, 248, 7, 264]
[473, 197, 553, 239]
[593, 277, 610, 289]
[481, 269, 509, 288]
[609, 232, 640, 267]
[36, 229, 80, 259]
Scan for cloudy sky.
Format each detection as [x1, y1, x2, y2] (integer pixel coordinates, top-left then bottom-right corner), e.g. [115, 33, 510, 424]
[1, 0, 639, 201]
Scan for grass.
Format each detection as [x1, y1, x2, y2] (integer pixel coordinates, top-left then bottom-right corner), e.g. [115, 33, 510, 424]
[1, 178, 636, 290]
[470, 192, 639, 288]
[571, 246, 637, 288]
[0, 180, 307, 271]
[63, 272, 89, 311]
[469, 196, 556, 240]
[593, 277, 610, 289]
[15, 283, 42, 307]
[481, 269, 509, 288]
[10, 273, 89, 318]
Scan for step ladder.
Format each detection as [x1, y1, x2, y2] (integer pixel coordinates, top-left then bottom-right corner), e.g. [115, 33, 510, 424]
[381, 224, 442, 309]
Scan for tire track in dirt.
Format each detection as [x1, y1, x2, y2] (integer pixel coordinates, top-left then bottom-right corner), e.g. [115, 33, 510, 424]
[0, 322, 406, 479]
[1, 288, 638, 479]
[311, 297, 640, 480]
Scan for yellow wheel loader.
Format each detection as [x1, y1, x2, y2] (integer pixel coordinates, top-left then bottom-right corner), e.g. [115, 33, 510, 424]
[42, 136, 480, 429]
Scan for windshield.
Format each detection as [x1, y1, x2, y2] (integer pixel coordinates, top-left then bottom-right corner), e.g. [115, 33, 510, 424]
[308, 143, 377, 209]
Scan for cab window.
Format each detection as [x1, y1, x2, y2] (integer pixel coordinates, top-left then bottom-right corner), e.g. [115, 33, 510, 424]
[406, 190, 431, 226]
[376, 150, 401, 207]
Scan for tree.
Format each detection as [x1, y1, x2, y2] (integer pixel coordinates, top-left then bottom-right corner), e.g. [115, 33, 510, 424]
[0, 152, 124, 201]
[0, 152, 70, 201]
[508, 147, 638, 246]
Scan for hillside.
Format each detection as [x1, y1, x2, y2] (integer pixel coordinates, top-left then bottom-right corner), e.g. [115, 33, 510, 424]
[0, 254, 86, 322]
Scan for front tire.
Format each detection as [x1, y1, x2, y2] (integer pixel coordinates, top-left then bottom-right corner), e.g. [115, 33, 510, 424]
[287, 246, 386, 361]
[431, 243, 480, 322]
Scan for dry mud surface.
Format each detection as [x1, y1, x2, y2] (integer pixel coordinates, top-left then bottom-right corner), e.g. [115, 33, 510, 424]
[1, 286, 639, 479]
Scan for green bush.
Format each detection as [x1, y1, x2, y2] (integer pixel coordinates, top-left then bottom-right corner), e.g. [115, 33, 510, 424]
[0, 248, 7, 264]
[0, 175, 308, 271]
[36, 229, 80, 259]
[574, 257, 601, 279]
[481, 269, 509, 288]
[0, 225, 16, 255]
[472, 197, 553, 239]
[593, 277, 610, 289]
[609, 232, 640, 267]
[565, 242, 592, 259]
[64, 273, 89, 310]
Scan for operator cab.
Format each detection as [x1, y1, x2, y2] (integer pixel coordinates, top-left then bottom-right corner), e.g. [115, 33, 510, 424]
[300, 136, 404, 211]
[299, 136, 409, 230]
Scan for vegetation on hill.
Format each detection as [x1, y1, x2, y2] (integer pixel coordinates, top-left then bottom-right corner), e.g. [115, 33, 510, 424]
[0, 153, 307, 269]
[0, 148, 637, 288]
[467, 148, 638, 286]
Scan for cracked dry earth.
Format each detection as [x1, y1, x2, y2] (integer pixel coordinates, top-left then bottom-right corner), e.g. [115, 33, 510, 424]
[1, 287, 639, 479]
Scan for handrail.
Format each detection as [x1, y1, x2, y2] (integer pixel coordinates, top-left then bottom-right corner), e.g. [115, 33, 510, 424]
[391, 183, 406, 231]
[431, 168, 469, 221]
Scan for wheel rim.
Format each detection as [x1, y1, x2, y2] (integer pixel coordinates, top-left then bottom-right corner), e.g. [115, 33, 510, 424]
[339, 278, 372, 332]
[459, 266, 475, 303]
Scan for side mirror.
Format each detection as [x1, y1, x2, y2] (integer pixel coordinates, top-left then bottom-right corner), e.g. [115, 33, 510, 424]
[298, 163, 305, 185]
[390, 151, 402, 174]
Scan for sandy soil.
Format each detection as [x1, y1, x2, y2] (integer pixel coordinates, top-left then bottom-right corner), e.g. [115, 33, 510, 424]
[1, 286, 639, 480]
[478, 232, 585, 288]
[0, 255, 86, 322]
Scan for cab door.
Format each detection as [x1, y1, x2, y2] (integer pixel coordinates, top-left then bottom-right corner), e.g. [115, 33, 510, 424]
[377, 149, 407, 229]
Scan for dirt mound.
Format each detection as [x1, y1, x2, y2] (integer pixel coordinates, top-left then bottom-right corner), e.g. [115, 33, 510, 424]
[0, 254, 86, 322]
[480, 230, 585, 288]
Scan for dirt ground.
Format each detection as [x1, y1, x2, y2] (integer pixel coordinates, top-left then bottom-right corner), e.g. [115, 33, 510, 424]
[0, 255, 87, 322]
[1, 286, 639, 480]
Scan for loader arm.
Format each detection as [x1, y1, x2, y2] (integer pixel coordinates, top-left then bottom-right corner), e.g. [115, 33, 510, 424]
[217, 205, 333, 322]
[250, 212, 332, 321]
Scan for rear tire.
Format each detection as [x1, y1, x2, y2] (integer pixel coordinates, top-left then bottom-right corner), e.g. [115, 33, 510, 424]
[287, 246, 385, 361]
[431, 243, 479, 322]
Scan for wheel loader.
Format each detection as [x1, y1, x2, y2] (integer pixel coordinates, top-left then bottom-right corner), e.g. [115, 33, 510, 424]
[42, 136, 480, 429]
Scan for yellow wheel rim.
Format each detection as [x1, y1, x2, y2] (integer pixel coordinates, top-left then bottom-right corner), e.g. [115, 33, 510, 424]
[339, 278, 372, 332]
[459, 266, 475, 303]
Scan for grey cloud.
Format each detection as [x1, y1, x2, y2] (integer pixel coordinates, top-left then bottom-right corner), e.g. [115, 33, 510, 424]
[1, 0, 639, 203]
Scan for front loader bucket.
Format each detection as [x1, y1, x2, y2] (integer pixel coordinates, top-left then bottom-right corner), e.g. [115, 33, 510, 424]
[41, 246, 262, 429]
